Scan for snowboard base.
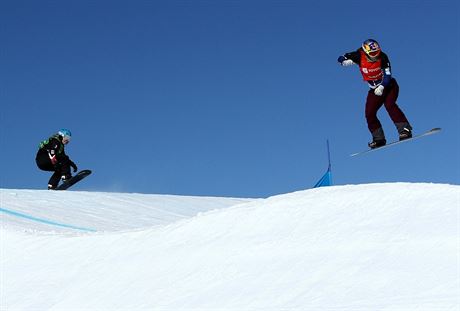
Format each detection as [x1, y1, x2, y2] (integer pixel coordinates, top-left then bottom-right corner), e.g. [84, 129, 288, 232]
[55, 170, 92, 190]
[350, 128, 441, 157]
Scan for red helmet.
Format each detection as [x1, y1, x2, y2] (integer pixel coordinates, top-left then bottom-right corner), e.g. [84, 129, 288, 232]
[362, 39, 381, 60]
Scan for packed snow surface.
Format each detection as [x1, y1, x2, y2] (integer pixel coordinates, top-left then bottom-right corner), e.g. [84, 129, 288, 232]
[1, 183, 459, 310]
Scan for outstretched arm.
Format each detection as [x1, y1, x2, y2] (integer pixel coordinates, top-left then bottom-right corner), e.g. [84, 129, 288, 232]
[338, 49, 360, 66]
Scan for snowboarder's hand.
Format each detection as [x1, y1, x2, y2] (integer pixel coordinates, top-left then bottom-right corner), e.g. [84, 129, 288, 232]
[374, 85, 384, 96]
[70, 161, 78, 173]
[48, 151, 58, 165]
[338, 56, 354, 66]
[50, 155, 57, 165]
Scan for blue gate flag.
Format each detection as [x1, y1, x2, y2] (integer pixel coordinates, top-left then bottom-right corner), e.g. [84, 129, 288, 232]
[314, 169, 332, 188]
[313, 140, 332, 188]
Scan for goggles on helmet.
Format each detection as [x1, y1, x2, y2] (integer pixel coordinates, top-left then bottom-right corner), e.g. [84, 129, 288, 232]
[362, 40, 381, 58]
[62, 136, 71, 144]
[58, 129, 72, 144]
[366, 49, 381, 58]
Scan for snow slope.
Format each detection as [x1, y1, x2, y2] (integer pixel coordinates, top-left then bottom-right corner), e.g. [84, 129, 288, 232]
[1, 183, 459, 310]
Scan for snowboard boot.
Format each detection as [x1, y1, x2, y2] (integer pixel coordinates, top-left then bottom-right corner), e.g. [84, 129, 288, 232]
[399, 128, 412, 141]
[368, 127, 386, 149]
[368, 139, 386, 149]
[61, 173, 72, 183]
[396, 123, 413, 141]
[48, 184, 56, 190]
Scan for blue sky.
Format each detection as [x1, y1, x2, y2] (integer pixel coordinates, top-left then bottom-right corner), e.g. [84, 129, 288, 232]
[1, 0, 459, 197]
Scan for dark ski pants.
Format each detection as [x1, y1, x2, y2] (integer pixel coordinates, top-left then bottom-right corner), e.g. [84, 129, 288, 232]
[365, 78, 411, 139]
[36, 152, 71, 188]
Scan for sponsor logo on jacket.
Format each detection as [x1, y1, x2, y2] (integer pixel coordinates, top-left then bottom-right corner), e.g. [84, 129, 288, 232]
[359, 50, 383, 81]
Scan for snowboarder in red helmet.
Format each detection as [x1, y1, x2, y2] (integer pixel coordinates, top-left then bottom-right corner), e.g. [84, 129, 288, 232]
[338, 39, 413, 148]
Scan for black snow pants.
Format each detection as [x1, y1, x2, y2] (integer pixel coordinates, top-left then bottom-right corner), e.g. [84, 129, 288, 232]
[35, 150, 71, 188]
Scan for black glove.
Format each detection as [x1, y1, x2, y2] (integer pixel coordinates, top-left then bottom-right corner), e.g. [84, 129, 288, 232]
[70, 161, 78, 173]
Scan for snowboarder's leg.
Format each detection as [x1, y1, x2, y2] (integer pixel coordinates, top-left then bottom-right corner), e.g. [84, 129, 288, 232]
[370, 127, 385, 141]
[55, 161, 72, 181]
[365, 90, 386, 147]
[382, 78, 412, 139]
[36, 151, 59, 189]
[48, 172, 61, 189]
[368, 128, 386, 148]
[43, 160, 72, 189]
[60, 161, 72, 181]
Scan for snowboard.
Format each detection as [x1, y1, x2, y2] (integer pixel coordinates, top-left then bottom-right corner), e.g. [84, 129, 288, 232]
[55, 170, 92, 190]
[350, 128, 441, 157]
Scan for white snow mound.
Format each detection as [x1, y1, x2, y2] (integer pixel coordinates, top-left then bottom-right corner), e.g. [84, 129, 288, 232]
[1, 183, 459, 310]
